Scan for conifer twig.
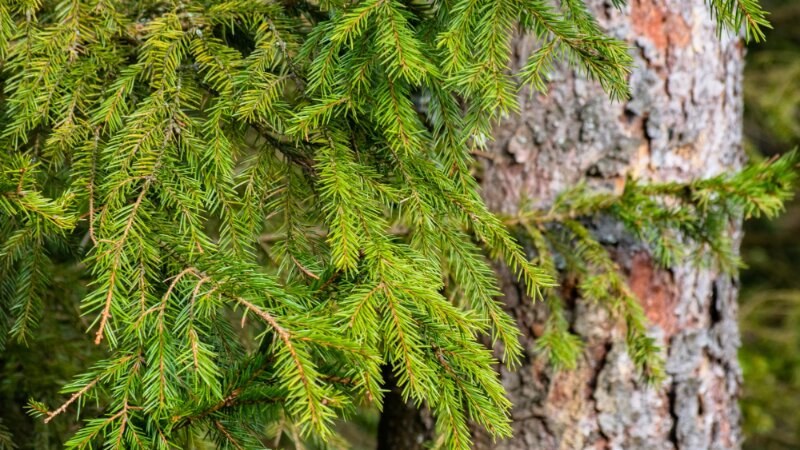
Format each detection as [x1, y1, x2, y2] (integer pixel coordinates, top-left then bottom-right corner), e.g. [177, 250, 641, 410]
[44, 378, 99, 424]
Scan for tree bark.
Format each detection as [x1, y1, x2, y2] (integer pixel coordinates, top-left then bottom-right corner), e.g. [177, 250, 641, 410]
[381, 0, 746, 449]
[377, 366, 434, 450]
[478, 1, 745, 449]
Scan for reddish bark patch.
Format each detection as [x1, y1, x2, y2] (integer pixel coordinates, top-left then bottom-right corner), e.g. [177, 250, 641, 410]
[628, 252, 678, 337]
[631, 0, 691, 52]
[547, 370, 577, 405]
[666, 14, 691, 48]
[709, 372, 735, 447]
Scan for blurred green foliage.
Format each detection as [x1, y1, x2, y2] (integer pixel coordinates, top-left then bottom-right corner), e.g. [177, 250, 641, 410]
[740, 0, 800, 448]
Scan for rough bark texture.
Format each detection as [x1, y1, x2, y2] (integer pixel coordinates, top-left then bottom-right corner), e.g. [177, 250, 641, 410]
[475, 0, 746, 449]
[380, 0, 746, 449]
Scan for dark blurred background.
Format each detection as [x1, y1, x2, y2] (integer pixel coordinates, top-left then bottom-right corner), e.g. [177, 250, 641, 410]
[740, 0, 800, 448]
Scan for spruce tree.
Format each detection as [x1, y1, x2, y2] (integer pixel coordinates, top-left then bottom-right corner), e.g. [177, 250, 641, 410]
[0, 0, 792, 449]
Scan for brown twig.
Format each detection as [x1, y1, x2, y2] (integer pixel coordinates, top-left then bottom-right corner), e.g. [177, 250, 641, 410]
[44, 378, 100, 424]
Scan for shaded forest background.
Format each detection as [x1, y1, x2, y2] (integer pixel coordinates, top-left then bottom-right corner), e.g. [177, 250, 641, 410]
[0, 1, 797, 448]
[739, 0, 800, 448]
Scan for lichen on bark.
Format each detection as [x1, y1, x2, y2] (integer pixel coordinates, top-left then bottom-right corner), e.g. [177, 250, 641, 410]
[472, 0, 746, 448]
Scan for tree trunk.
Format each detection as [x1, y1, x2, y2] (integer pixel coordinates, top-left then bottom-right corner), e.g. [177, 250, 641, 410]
[380, 0, 746, 449]
[376, 367, 434, 450]
[480, 0, 745, 449]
